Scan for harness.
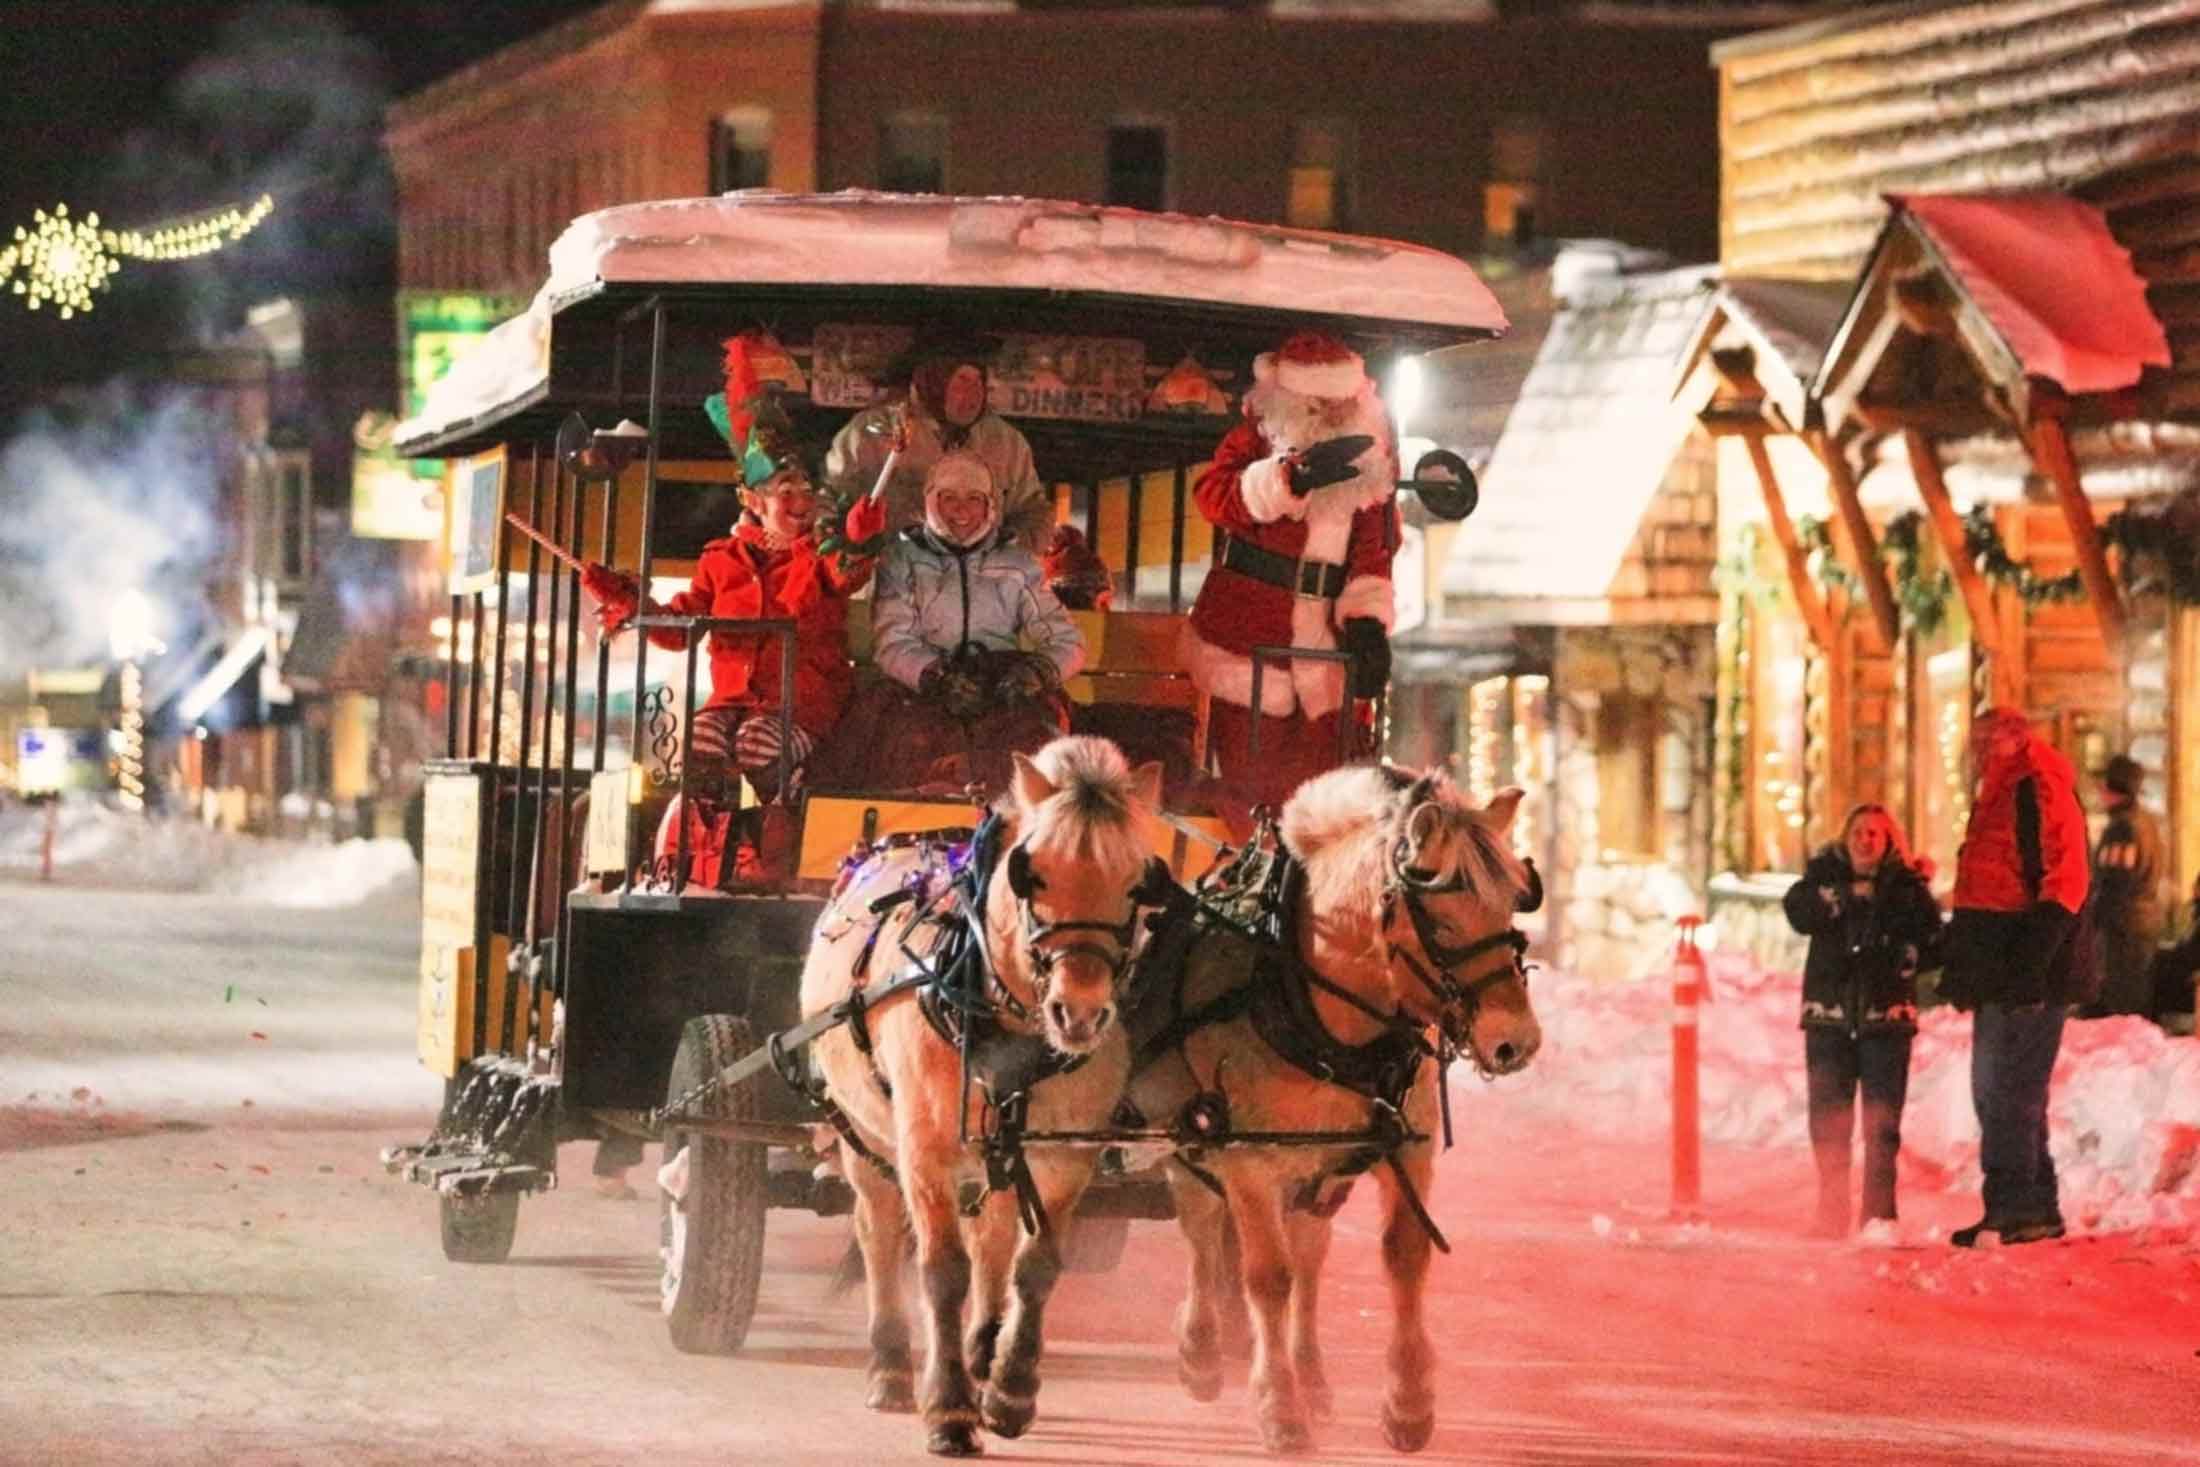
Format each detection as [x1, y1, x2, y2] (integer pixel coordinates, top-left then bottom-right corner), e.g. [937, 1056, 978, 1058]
[803, 811, 1165, 1240]
[1122, 811, 1532, 1253]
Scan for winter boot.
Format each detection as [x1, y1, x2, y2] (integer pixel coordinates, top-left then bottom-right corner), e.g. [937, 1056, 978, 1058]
[1998, 1214, 2067, 1245]
[1950, 1216, 2004, 1248]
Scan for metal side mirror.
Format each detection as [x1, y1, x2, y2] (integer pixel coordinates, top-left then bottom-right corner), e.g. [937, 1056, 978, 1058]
[1399, 447, 1478, 522]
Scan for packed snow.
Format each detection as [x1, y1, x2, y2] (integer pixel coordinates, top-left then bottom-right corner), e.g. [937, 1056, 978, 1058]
[1498, 950, 2200, 1244]
[0, 798, 417, 906]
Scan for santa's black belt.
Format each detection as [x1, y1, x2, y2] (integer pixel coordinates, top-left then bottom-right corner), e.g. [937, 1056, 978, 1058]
[1217, 532, 1345, 599]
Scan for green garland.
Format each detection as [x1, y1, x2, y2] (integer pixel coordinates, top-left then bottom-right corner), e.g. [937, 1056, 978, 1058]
[1786, 490, 2200, 634]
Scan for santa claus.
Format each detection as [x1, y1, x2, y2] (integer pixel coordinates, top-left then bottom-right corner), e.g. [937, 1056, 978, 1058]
[1182, 330, 1398, 810]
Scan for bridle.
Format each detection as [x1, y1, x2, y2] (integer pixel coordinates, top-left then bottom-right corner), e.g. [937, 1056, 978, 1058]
[993, 841, 1171, 1018]
[1378, 824, 1535, 1074]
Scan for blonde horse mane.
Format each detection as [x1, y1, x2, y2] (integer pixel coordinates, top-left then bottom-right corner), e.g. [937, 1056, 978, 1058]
[1004, 735, 1153, 876]
[1280, 764, 1525, 920]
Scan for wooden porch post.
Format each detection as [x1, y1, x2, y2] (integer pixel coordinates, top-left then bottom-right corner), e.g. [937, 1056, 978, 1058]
[1740, 432, 1836, 651]
[1902, 429, 2015, 703]
[1807, 431, 1900, 655]
[2024, 412, 2127, 647]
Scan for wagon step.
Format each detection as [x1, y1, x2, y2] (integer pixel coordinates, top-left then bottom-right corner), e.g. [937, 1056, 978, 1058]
[380, 1143, 557, 1198]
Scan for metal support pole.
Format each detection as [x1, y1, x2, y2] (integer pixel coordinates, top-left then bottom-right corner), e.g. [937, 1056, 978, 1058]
[444, 592, 462, 757]
[675, 634, 699, 894]
[554, 468, 587, 998]
[466, 592, 485, 759]
[475, 443, 528, 1060]
[591, 473, 621, 774]
[1168, 462, 1187, 613]
[627, 302, 667, 891]
[502, 452, 546, 1056]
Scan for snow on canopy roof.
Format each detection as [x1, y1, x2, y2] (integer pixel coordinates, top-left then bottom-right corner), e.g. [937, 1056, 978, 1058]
[1890, 192, 2170, 397]
[399, 190, 1506, 449]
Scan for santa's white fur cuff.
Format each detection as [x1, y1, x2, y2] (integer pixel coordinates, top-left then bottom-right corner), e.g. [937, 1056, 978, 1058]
[1238, 454, 1305, 524]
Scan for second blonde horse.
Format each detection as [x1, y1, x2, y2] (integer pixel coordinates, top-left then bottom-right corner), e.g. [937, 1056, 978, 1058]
[1127, 763, 1543, 1455]
[801, 735, 1163, 1458]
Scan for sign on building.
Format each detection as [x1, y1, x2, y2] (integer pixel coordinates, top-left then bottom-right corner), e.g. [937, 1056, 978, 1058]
[398, 291, 523, 480]
[809, 324, 1147, 423]
[351, 410, 443, 540]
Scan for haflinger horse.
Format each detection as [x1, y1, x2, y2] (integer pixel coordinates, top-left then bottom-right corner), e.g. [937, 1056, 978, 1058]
[1125, 763, 1542, 1455]
[800, 735, 1165, 1457]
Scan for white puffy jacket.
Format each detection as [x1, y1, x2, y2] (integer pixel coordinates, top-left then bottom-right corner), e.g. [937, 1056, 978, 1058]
[871, 527, 1087, 692]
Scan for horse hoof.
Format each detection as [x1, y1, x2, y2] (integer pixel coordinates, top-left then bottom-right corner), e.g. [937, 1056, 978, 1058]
[1259, 1415, 1313, 1456]
[980, 1386, 1036, 1439]
[866, 1374, 916, 1414]
[926, 1423, 983, 1457]
[1304, 1379, 1336, 1422]
[1381, 1408, 1435, 1453]
[1178, 1359, 1224, 1404]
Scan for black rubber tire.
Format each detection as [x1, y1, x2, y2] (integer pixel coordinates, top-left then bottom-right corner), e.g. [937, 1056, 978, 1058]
[660, 1013, 769, 1354]
[1062, 1215, 1131, 1274]
[439, 1188, 520, 1264]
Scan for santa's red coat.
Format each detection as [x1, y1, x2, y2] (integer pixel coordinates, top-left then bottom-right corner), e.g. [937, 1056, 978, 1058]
[1182, 411, 1398, 719]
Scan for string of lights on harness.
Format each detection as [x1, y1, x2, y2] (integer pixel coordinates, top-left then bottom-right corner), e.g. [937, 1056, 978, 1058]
[1, 194, 276, 319]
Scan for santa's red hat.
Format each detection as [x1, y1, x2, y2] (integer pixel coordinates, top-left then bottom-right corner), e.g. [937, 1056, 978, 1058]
[1252, 331, 1368, 400]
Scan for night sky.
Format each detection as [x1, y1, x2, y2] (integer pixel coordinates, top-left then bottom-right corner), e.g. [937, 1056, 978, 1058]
[0, 0, 604, 410]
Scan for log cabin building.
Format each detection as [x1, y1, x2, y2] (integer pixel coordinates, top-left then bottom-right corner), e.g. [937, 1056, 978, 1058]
[1686, 0, 2200, 961]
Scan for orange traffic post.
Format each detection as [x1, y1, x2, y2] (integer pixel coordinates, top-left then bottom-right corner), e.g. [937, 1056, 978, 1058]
[40, 797, 57, 884]
[1671, 914, 1709, 1217]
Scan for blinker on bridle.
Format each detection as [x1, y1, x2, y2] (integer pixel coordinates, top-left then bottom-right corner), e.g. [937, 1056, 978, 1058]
[1003, 842, 1169, 992]
[1382, 828, 1532, 1039]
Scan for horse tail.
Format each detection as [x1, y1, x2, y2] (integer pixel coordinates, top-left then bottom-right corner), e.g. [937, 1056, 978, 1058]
[824, 1226, 916, 1300]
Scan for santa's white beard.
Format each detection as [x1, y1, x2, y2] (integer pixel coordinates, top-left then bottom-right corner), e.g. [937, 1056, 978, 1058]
[1248, 380, 1388, 455]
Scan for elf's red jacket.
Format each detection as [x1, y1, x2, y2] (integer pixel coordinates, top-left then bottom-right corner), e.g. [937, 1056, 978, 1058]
[639, 504, 881, 737]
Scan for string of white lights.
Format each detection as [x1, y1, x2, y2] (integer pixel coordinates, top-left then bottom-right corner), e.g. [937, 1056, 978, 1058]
[0, 194, 276, 320]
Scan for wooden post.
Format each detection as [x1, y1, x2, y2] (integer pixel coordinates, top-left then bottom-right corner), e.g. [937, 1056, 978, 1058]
[1809, 431, 1900, 655]
[1902, 429, 2013, 700]
[2025, 413, 2127, 647]
[1741, 432, 1836, 651]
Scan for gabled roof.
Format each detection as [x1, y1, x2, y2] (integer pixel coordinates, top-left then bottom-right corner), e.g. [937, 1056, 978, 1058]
[1893, 192, 2169, 397]
[1442, 251, 1716, 615]
[1671, 274, 1850, 430]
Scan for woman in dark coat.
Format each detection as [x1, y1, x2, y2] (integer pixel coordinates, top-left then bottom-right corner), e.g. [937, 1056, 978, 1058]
[1783, 804, 1945, 1237]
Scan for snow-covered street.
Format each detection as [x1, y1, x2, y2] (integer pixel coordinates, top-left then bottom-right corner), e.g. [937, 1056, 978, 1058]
[3, 836, 2196, 1465]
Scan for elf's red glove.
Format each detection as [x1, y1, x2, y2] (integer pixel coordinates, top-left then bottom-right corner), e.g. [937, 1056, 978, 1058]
[581, 562, 642, 634]
[842, 493, 888, 546]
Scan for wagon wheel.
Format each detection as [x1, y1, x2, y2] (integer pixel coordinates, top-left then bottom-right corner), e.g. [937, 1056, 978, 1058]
[439, 1188, 520, 1264]
[660, 1013, 769, 1354]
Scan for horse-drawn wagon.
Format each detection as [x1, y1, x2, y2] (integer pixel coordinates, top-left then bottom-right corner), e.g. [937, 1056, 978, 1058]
[382, 191, 1531, 1452]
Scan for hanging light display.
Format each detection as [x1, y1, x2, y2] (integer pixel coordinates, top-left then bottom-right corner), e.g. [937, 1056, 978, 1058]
[0, 193, 275, 320]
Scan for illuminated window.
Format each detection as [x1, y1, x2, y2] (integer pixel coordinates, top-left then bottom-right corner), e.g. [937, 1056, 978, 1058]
[1595, 692, 1662, 861]
[1485, 115, 1546, 249]
[1749, 606, 1808, 873]
[879, 113, 948, 194]
[1286, 118, 1352, 230]
[709, 108, 773, 193]
[1105, 123, 1169, 211]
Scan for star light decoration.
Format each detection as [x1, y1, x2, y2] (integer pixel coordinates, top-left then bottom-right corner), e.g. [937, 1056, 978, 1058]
[0, 194, 275, 320]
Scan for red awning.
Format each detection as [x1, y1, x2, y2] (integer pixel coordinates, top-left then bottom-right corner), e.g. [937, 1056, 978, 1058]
[1890, 192, 2170, 396]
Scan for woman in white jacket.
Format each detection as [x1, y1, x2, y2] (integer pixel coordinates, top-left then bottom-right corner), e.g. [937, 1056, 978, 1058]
[825, 451, 1087, 791]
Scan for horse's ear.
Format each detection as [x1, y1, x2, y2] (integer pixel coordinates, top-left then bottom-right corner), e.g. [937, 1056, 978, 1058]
[1011, 751, 1057, 814]
[1405, 801, 1444, 863]
[1483, 786, 1526, 836]
[1129, 759, 1164, 812]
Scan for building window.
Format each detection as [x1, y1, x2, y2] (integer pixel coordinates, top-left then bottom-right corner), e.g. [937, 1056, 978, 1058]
[1105, 123, 1169, 211]
[878, 112, 948, 194]
[1748, 604, 1808, 874]
[1286, 118, 1352, 230]
[1485, 115, 1546, 250]
[1594, 691, 1662, 862]
[710, 107, 773, 193]
[256, 450, 313, 587]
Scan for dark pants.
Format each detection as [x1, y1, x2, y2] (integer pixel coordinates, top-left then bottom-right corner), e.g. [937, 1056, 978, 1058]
[1805, 1027, 1913, 1224]
[1970, 1003, 2067, 1225]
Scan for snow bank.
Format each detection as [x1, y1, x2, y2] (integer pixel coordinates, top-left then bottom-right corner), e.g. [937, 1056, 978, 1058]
[0, 799, 416, 907]
[1498, 951, 2200, 1239]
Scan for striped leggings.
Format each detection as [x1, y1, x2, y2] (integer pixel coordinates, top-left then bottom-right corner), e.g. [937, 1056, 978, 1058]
[689, 703, 816, 800]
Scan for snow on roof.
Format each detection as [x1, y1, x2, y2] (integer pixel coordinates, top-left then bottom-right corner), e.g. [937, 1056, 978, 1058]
[1443, 252, 1716, 608]
[400, 190, 1507, 449]
[1890, 192, 2171, 397]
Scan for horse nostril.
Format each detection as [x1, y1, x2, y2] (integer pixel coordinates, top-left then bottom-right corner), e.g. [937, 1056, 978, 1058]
[1092, 1008, 1112, 1035]
[1492, 1042, 1517, 1069]
[1047, 1000, 1070, 1031]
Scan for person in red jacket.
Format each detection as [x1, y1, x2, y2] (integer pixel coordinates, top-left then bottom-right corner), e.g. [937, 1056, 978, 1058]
[1940, 706, 2093, 1246]
[581, 391, 884, 885]
[1180, 331, 1399, 813]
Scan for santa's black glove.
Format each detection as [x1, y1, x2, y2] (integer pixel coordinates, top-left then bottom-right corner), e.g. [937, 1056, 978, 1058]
[1339, 616, 1390, 698]
[1287, 434, 1375, 497]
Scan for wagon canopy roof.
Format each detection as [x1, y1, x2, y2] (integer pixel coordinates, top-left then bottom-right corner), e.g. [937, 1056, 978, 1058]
[397, 191, 1508, 461]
